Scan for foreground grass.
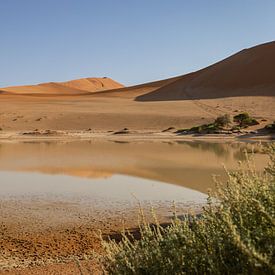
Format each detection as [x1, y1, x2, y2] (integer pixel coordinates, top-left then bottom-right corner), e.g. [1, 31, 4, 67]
[101, 145, 275, 274]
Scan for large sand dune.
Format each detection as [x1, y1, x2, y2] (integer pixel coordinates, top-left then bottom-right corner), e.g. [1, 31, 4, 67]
[0, 41, 274, 133]
[136, 41, 275, 101]
[0, 77, 124, 95]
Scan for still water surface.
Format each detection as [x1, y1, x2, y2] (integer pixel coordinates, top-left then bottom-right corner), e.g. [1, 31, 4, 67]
[0, 139, 268, 205]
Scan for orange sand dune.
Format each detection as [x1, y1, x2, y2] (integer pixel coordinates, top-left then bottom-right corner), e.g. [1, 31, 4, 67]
[1, 77, 124, 95]
[136, 41, 275, 101]
[58, 77, 123, 92]
[0, 90, 11, 95]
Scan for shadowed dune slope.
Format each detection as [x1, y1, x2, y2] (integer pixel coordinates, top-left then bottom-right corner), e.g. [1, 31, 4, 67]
[0, 90, 10, 95]
[91, 75, 182, 98]
[136, 41, 275, 101]
[1, 77, 124, 95]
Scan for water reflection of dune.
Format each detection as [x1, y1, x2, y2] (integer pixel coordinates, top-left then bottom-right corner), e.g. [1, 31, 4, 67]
[23, 167, 113, 179]
[0, 140, 269, 194]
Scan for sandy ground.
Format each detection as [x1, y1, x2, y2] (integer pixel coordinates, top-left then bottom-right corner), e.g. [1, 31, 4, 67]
[0, 196, 204, 274]
[0, 94, 274, 136]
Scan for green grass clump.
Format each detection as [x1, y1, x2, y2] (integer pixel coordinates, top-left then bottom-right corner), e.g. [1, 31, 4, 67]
[176, 113, 260, 135]
[176, 122, 222, 135]
[188, 115, 232, 134]
[233, 112, 259, 127]
[188, 123, 220, 134]
[101, 145, 275, 274]
[176, 115, 230, 135]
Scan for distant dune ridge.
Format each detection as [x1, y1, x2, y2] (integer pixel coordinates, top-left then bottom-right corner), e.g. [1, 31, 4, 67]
[0, 77, 124, 95]
[1, 41, 275, 100]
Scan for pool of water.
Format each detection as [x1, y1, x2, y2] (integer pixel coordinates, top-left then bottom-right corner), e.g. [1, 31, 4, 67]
[0, 138, 270, 259]
[0, 139, 269, 207]
[0, 171, 207, 204]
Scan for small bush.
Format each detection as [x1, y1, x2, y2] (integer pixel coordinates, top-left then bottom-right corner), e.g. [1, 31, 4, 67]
[187, 123, 219, 134]
[102, 145, 275, 274]
[215, 114, 231, 127]
[233, 113, 259, 127]
[233, 112, 250, 122]
[265, 122, 275, 133]
[189, 125, 201, 132]
[175, 128, 188, 134]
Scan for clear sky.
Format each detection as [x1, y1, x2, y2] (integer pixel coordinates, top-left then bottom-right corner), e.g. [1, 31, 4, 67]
[0, 0, 274, 87]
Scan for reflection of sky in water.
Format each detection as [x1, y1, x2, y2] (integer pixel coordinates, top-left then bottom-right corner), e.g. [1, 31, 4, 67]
[0, 171, 207, 203]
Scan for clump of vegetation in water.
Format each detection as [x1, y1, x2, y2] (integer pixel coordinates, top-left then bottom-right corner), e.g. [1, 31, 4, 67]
[233, 112, 259, 128]
[101, 145, 275, 274]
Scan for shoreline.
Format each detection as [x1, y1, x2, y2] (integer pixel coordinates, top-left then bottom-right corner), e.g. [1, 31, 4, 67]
[0, 130, 274, 142]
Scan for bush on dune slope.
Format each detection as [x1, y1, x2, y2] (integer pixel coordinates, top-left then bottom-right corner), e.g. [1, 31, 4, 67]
[101, 145, 275, 275]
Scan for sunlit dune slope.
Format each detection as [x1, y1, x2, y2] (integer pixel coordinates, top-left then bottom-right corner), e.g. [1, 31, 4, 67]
[136, 41, 275, 101]
[59, 77, 123, 92]
[1, 77, 124, 95]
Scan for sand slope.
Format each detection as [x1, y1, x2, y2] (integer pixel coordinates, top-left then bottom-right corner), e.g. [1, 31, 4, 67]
[59, 77, 123, 92]
[136, 41, 275, 101]
[0, 77, 124, 95]
[87, 75, 182, 99]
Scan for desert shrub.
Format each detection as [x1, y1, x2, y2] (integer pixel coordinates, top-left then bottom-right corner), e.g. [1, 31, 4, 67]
[174, 128, 188, 134]
[233, 113, 259, 127]
[265, 122, 275, 133]
[233, 112, 250, 122]
[189, 125, 202, 133]
[102, 145, 275, 274]
[188, 123, 219, 134]
[241, 117, 259, 127]
[215, 114, 231, 127]
[177, 114, 231, 135]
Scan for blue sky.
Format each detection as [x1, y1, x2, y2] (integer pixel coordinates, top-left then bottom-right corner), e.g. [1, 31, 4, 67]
[0, 0, 274, 87]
